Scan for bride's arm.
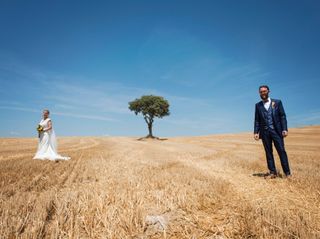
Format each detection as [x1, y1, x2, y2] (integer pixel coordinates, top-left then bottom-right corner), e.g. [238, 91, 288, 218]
[44, 120, 52, 132]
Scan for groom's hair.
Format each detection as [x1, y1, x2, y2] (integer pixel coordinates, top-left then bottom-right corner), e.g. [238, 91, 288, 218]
[259, 85, 270, 91]
[43, 109, 50, 114]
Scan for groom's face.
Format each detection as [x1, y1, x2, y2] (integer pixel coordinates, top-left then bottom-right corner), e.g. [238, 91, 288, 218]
[259, 87, 269, 101]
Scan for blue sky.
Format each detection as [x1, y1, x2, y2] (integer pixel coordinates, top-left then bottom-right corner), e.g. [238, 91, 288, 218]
[0, 0, 319, 137]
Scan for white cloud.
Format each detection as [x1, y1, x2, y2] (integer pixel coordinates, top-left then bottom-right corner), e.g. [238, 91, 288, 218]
[0, 106, 39, 113]
[0, 105, 115, 122]
[53, 111, 115, 121]
[0, 58, 273, 136]
[289, 110, 320, 125]
[0, 65, 216, 127]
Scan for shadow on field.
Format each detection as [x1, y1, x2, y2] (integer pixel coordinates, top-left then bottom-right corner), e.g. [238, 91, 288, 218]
[137, 137, 168, 141]
[252, 172, 269, 177]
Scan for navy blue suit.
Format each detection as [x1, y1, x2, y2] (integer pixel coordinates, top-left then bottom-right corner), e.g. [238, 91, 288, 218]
[254, 99, 291, 175]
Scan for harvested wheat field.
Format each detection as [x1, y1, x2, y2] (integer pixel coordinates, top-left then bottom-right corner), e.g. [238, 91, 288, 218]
[0, 126, 319, 239]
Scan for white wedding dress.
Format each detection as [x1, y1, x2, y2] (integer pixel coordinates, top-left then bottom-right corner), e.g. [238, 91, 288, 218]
[33, 118, 70, 161]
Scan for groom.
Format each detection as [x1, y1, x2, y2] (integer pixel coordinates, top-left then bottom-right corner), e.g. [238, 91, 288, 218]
[254, 85, 291, 178]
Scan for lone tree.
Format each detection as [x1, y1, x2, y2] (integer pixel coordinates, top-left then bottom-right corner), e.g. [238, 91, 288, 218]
[129, 95, 170, 138]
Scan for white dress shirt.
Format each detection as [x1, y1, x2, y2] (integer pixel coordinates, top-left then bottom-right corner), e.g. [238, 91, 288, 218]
[263, 97, 271, 110]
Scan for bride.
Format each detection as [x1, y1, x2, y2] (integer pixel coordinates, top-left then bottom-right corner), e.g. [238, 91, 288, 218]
[33, 109, 70, 161]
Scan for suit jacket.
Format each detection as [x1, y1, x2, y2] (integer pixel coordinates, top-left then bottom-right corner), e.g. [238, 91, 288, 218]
[254, 99, 288, 137]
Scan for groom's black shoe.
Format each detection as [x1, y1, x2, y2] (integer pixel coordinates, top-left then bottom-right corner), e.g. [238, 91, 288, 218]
[284, 173, 292, 179]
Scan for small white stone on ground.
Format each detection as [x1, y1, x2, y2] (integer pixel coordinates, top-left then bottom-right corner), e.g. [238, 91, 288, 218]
[145, 215, 168, 231]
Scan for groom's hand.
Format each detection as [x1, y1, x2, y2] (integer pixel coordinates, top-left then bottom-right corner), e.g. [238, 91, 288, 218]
[254, 134, 259, 141]
[282, 131, 288, 137]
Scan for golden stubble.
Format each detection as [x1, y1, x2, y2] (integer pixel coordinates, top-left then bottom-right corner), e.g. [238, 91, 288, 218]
[0, 126, 319, 238]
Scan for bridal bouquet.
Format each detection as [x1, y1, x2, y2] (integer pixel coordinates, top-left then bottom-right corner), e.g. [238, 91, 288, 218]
[37, 125, 44, 138]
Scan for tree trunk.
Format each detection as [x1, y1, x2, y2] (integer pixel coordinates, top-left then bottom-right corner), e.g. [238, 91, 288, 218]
[147, 123, 153, 138]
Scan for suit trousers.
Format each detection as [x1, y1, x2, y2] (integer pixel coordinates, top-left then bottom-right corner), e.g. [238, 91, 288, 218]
[261, 128, 291, 175]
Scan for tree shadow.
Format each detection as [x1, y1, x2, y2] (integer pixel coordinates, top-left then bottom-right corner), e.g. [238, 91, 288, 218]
[136, 136, 168, 141]
[158, 138, 168, 141]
